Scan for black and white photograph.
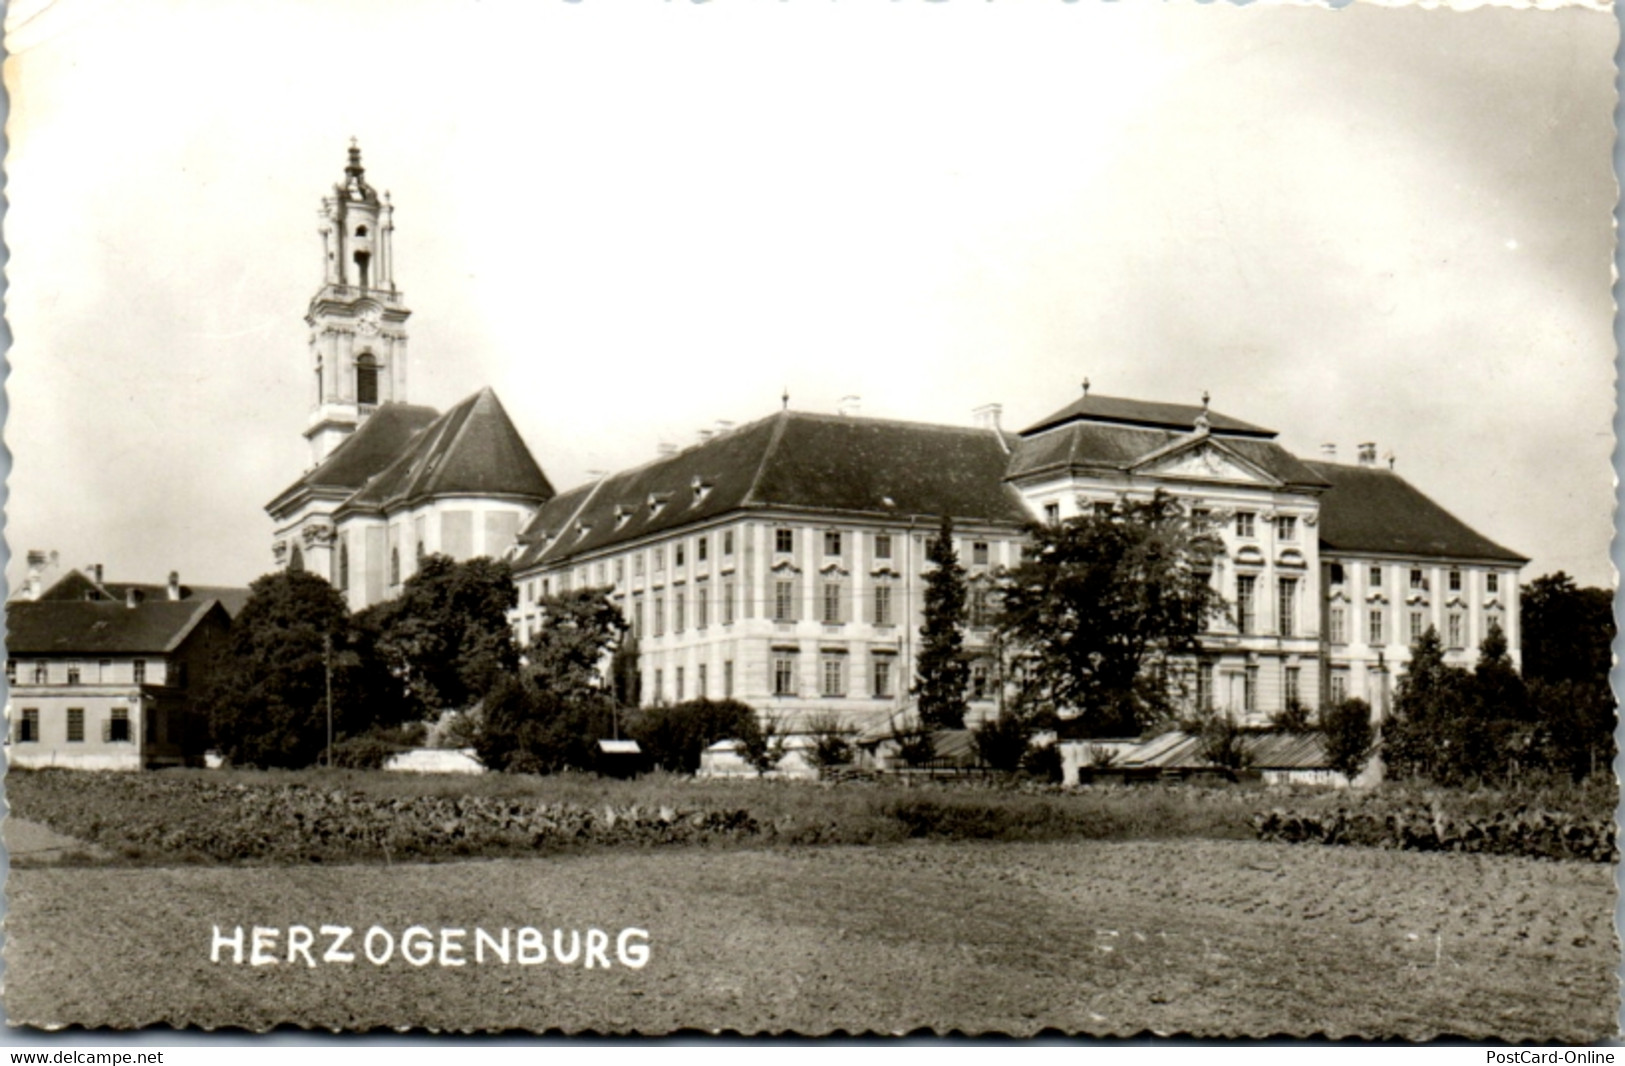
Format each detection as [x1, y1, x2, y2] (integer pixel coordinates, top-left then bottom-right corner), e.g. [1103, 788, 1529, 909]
[1, 0, 1618, 1044]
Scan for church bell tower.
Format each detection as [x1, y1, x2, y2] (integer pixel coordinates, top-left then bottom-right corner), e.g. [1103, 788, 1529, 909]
[305, 140, 412, 465]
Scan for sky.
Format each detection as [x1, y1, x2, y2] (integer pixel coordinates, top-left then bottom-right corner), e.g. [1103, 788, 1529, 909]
[3, 0, 1618, 593]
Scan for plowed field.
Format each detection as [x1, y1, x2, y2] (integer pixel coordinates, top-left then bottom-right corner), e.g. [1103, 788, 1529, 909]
[5, 838, 1614, 1039]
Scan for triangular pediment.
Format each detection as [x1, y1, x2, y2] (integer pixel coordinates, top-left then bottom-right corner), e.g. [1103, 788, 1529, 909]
[1132, 437, 1281, 487]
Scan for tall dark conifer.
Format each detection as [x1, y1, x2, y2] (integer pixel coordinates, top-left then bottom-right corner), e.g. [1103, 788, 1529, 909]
[914, 515, 970, 730]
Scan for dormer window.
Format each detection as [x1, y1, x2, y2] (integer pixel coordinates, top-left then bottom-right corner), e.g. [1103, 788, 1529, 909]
[614, 504, 633, 528]
[691, 477, 712, 504]
[648, 492, 671, 517]
[575, 521, 592, 541]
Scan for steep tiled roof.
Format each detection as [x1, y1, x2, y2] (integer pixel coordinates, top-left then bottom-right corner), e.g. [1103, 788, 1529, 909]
[33, 571, 252, 618]
[1307, 461, 1526, 564]
[1022, 393, 1274, 438]
[514, 410, 1029, 570]
[267, 403, 441, 510]
[1007, 421, 1328, 489]
[339, 388, 554, 515]
[7, 598, 229, 656]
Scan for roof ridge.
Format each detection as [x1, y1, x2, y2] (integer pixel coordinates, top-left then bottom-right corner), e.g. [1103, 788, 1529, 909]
[417, 390, 487, 498]
[783, 409, 998, 436]
[163, 598, 222, 653]
[742, 410, 793, 506]
[539, 477, 609, 567]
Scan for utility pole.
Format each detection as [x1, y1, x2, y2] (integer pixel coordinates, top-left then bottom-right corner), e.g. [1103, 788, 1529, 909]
[324, 632, 334, 770]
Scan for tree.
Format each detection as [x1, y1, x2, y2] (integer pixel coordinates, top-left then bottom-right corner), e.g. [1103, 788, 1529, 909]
[1384, 627, 1477, 784]
[1188, 705, 1252, 774]
[357, 554, 519, 717]
[972, 711, 1031, 772]
[996, 492, 1224, 737]
[525, 587, 628, 696]
[1521, 572, 1615, 687]
[803, 712, 857, 770]
[206, 569, 376, 768]
[739, 713, 788, 776]
[1320, 697, 1374, 782]
[914, 515, 970, 730]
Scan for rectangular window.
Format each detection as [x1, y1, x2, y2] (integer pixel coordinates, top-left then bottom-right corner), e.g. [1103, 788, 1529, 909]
[653, 597, 665, 637]
[596, 562, 606, 586]
[66, 663, 81, 685]
[1328, 563, 1344, 586]
[1329, 606, 1347, 645]
[972, 541, 990, 566]
[1276, 516, 1297, 541]
[108, 708, 131, 743]
[969, 587, 991, 628]
[172, 662, 189, 689]
[543, 578, 552, 598]
[67, 707, 85, 743]
[674, 592, 685, 633]
[822, 582, 843, 624]
[1044, 502, 1060, 525]
[774, 580, 796, 623]
[872, 658, 893, 698]
[1369, 566, 1382, 589]
[1447, 611, 1464, 649]
[697, 537, 708, 563]
[32, 662, 48, 684]
[675, 667, 685, 702]
[1485, 610, 1504, 637]
[132, 660, 146, 685]
[1410, 568, 1426, 591]
[1330, 669, 1348, 703]
[697, 586, 709, 629]
[1409, 610, 1425, 643]
[19, 708, 39, 743]
[723, 660, 734, 699]
[615, 558, 625, 583]
[724, 530, 735, 556]
[872, 586, 893, 626]
[874, 534, 892, 560]
[1284, 666, 1301, 708]
[723, 582, 736, 625]
[1236, 575, 1256, 635]
[775, 528, 794, 554]
[632, 597, 644, 639]
[773, 654, 797, 696]
[1244, 667, 1258, 714]
[821, 656, 845, 697]
[1486, 572, 1499, 594]
[1195, 662, 1213, 711]
[824, 531, 842, 556]
[697, 663, 708, 699]
[1448, 570, 1462, 593]
[654, 669, 664, 703]
[1277, 578, 1296, 638]
[654, 547, 665, 572]
[1093, 502, 1114, 518]
[634, 554, 645, 578]
[970, 661, 989, 701]
[675, 542, 686, 567]
[1236, 512, 1256, 538]
[1369, 608, 1385, 645]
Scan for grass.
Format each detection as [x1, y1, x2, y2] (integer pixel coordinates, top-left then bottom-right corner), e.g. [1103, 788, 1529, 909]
[5, 838, 1615, 1039]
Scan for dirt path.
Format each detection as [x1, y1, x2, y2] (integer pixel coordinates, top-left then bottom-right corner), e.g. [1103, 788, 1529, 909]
[4, 817, 109, 862]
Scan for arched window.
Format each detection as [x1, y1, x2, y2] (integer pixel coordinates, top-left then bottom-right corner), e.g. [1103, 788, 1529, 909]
[356, 353, 379, 406]
[355, 225, 369, 237]
[335, 536, 349, 591]
[290, 545, 304, 572]
[390, 546, 401, 586]
[353, 249, 371, 290]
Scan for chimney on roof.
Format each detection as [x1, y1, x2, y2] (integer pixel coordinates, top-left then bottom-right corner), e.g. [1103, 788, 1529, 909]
[714, 420, 734, 438]
[838, 395, 861, 418]
[23, 549, 60, 601]
[125, 587, 141, 609]
[1357, 442, 1377, 467]
[1384, 450, 1396, 471]
[657, 442, 678, 459]
[167, 571, 181, 601]
[1320, 443, 1337, 461]
[972, 403, 1003, 432]
[92, 563, 104, 586]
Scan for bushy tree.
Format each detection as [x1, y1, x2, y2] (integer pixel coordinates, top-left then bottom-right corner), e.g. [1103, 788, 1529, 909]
[206, 570, 378, 768]
[629, 698, 761, 774]
[1188, 705, 1251, 773]
[1521, 572, 1615, 687]
[997, 492, 1223, 737]
[525, 587, 628, 695]
[1384, 627, 1478, 784]
[739, 714, 788, 776]
[973, 711, 1032, 772]
[357, 554, 519, 717]
[803, 712, 857, 770]
[1320, 697, 1374, 782]
[914, 515, 970, 730]
[473, 673, 618, 774]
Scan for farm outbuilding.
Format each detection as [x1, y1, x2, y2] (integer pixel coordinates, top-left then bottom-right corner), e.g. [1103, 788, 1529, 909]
[1061, 731, 1379, 788]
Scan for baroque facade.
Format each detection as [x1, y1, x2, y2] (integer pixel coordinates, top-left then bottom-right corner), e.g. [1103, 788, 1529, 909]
[266, 146, 554, 611]
[510, 390, 1524, 731]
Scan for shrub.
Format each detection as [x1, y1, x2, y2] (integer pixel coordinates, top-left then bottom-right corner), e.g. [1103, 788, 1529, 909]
[473, 674, 618, 774]
[629, 699, 761, 774]
[1320, 697, 1374, 781]
[804, 712, 856, 769]
[1021, 741, 1063, 782]
[329, 734, 398, 771]
[973, 712, 1031, 772]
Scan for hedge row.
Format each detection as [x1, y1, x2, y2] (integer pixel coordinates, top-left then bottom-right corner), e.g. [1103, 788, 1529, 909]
[1252, 805, 1617, 864]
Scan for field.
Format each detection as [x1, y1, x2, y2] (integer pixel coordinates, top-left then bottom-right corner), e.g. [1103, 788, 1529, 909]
[5, 839, 1615, 1039]
[4, 768, 1617, 1039]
